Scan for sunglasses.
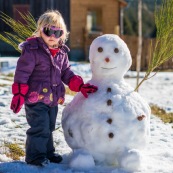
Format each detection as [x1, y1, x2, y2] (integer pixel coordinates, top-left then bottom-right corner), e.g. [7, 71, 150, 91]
[42, 26, 63, 38]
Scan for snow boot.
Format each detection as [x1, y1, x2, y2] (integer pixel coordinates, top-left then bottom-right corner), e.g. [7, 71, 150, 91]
[27, 158, 50, 167]
[48, 155, 63, 163]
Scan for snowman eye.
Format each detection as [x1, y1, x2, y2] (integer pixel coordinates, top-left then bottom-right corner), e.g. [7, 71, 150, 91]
[114, 48, 119, 53]
[98, 47, 103, 53]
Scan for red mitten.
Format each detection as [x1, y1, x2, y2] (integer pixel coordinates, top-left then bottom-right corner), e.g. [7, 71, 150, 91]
[80, 83, 98, 98]
[10, 83, 29, 113]
[68, 75, 98, 98]
[68, 75, 84, 92]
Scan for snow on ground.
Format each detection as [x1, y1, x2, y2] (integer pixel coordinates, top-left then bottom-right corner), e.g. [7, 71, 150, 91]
[0, 57, 173, 173]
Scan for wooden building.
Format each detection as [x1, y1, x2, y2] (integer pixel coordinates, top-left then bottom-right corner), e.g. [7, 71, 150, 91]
[0, 0, 127, 60]
[0, 0, 70, 57]
[0, 0, 70, 32]
[70, 0, 127, 60]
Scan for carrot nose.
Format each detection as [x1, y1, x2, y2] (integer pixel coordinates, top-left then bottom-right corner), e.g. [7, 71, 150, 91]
[105, 57, 110, 63]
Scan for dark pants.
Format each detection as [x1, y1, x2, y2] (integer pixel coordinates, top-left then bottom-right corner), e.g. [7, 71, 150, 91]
[25, 102, 58, 163]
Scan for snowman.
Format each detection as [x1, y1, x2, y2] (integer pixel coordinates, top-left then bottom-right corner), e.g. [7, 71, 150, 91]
[62, 34, 150, 171]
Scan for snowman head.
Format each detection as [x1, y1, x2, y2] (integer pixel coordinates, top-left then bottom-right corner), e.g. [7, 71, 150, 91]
[89, 34, 132, 81]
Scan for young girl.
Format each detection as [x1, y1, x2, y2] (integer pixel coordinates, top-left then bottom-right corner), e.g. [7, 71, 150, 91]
[10, 10, 97, 166]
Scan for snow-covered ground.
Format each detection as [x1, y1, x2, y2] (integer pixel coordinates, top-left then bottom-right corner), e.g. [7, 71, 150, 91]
[0, 57, 173, 173]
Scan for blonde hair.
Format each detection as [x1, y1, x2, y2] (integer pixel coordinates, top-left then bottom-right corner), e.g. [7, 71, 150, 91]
[32, 10, 69, 43]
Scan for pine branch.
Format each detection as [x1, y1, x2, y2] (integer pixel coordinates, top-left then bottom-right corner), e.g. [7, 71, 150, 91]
[134, 0, 173, 91]
[0, 11, 36, 52]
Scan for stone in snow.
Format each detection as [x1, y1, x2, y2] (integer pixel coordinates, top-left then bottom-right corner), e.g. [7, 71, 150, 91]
[62, 34, 151, 171]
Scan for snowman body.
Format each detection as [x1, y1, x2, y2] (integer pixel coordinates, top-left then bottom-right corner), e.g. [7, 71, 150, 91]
[62, 34, 150, 171]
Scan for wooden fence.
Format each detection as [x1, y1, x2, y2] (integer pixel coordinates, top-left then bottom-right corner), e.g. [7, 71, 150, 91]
[121, 35, 173, 71]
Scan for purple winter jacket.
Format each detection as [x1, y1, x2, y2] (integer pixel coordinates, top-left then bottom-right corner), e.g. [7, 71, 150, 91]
[14, 37, 75, 107]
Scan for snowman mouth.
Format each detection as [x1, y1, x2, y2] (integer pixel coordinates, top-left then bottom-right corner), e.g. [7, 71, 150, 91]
[101, 67, 117, 69]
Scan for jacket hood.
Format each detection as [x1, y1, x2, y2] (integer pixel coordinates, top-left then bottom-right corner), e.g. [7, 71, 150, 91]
[18, 41, 27, 50]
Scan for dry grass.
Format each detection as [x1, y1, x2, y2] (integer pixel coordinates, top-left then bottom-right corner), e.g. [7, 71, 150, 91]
[0, 84, 7, 87]
[0, 73, 14, 82]
[4, 142, 25, 160]
[65, 87, 76, 96]
[6, 73, 14, 78]
[151, 104, 173, 124]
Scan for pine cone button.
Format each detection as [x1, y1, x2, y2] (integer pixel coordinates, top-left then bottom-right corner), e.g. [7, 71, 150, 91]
[137, 115, 146, 121]
[107, 118, 113, 124]
[108, 132, 114, 138]
[107, 99, 112, 106]
[107, 88, 111, 92]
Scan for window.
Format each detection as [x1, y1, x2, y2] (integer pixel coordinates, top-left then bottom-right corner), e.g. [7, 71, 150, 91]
[86, 8, 102, 32]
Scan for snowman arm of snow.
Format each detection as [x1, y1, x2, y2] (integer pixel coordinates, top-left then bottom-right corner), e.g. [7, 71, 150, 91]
[68, 75, 98, 98]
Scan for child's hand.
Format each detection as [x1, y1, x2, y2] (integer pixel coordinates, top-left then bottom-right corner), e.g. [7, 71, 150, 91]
[11, 94, 25, 113]
[80, 83, 98, 98]
[10, 83, 29, 113]
[68, 75, 98, 98]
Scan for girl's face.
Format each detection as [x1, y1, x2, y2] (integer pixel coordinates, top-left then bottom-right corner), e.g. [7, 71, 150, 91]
[41, 32, 59, 48]
[40, 26, 63, 48]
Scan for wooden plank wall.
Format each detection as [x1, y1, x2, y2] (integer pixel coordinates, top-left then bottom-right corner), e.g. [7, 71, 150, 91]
[0, 0, 70, 31]
[121, 35, 173, 71]
[70, 0, 119, 50]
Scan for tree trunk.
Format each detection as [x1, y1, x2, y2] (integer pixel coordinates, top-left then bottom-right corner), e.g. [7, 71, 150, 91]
[136, 0, 142, 92]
